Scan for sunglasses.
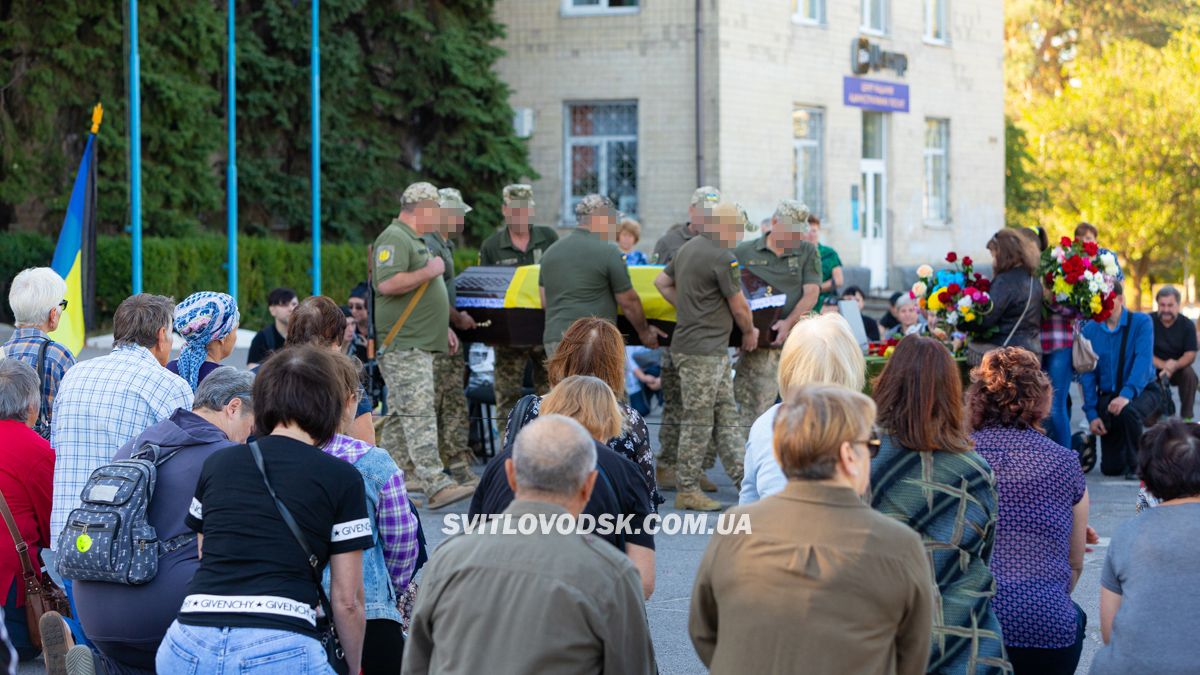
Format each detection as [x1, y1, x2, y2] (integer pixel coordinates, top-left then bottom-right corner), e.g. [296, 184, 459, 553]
[855, 428, 882, 458]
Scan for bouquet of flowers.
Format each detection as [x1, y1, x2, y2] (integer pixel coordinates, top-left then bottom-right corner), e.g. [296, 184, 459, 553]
[910, 252, 994, 333]
[866, 337, 899, 358]
[1040, 236, 1118, 322]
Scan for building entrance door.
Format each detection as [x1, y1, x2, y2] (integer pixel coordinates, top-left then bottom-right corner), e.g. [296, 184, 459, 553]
[860, 112, 887, 289]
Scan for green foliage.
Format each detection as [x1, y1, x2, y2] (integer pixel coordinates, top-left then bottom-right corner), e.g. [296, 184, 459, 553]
[0, 0, 533, 245]
[0, 231, 368, 330]
[1004, 117, 1045, 230]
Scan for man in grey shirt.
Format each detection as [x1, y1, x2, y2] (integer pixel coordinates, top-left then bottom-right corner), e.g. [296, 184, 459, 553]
[402, 415, 656, 675]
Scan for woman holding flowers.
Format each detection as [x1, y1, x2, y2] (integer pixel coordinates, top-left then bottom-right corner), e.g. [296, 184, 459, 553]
[971, 230, 1041, 356]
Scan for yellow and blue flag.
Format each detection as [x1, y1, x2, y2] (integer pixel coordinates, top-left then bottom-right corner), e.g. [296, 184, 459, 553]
[48, 104, 102, 355]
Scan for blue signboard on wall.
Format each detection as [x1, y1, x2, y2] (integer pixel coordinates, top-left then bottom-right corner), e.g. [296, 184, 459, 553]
[843, 77, 909, 113]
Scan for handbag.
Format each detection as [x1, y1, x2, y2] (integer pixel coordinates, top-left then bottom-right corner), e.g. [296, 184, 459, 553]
[1072, 324, 1099, 372]
[248, 442, 350, 675]
[0, 489, 71, 650]
[967, 276, 1037, 367]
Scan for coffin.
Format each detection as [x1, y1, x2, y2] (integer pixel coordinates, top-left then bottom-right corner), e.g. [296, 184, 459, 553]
[455, 265, 783, 348]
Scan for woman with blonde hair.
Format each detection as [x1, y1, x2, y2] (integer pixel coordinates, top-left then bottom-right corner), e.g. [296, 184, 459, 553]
[739, 313, 866, 503]
[471, 375, 657, 598]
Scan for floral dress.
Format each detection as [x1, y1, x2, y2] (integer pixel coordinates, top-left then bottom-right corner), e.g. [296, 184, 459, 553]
[503, 395, 663, 510]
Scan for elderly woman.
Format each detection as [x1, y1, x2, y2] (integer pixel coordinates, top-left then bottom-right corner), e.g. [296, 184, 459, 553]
[739, 313, 866, 504]
[3, 267, 77, 439]
[968, 348, 1088, 675]
[503, 317, 662, 509]
[969, 229, 1041, 359]
[870, 336, 1009, 674]
[1093, 421, 1200, 674]
[690, 384, 931, 675]
[473, 376, 656, 598]
[0, 360, 55, 662]
[166, 291, 240, 391]
[882, 293, 927, 340]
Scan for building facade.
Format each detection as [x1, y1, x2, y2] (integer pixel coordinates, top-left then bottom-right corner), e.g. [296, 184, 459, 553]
[494, 0, 1004, 289]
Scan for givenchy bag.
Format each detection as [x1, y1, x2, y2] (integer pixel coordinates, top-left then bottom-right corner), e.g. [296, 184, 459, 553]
[0, 489, 71, 650]
[249, 442, 349, 675]
[967, 278, 1038, 367]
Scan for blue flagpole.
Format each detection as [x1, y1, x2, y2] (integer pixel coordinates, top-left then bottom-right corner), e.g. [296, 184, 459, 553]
[227, 0, 238, 303]
[129, 0, 143, 294]
[310, 0, 321, 296]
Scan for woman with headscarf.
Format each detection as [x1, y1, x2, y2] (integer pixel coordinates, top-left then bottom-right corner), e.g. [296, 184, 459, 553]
[166, 292, 240, 391]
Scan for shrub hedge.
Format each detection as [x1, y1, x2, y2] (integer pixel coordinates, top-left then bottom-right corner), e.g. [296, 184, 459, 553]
[0, 232, 478, 331]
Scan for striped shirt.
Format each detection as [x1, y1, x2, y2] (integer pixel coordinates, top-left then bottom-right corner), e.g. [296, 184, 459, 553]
[49, 344, 192, 550]
[3, 327, 76, 439]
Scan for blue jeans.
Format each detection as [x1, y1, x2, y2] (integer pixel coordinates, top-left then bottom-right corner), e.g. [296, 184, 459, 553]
[1042, 348, 1074, 449]
[157, 622, 336, 674]
[3, 583, 37, 661]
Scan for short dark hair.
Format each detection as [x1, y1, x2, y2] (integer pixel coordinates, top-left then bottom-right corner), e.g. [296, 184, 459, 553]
[113, 294, 174, 349]
[252, 345, 357, 447]
[841, 286, 865, 300]
[888, 291, 903, 307]
[267, 288, 297, 307]
[350, 282, 370, 301]
[287, 296, 346, 348]
[1157, 285, 1182, 303]
[1138, 420, 1200, 501]
[1074, 222, 1098, 239]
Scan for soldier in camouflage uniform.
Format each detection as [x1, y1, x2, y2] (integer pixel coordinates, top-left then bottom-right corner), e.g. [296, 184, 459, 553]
[654, 199, 759, 511]
[733, 199, 822, 430]
[373, 182, 475, 509]
[478, 184, 558, 440]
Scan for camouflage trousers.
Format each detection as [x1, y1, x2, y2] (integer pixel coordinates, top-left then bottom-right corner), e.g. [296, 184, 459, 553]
[673, 352, 745, 492]
[378, 348, 453, 496]
[733, 347, 782, 431]
[433, 351, 473, 474]
[658, 348, 716, 471]
[492, 344, 550, 441]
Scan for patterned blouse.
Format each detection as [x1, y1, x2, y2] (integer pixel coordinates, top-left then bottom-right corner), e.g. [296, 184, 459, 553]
[971, 426, 1086, 650]
[502, 395, 663, 510]
[870, 433, 1011, 674]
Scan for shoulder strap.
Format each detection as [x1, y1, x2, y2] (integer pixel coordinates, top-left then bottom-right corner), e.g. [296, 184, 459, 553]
[382, 281, 430, 349]
[1000, 277, 1038, 348]
[131, 442, 184, 467]
[1115, 315, 1133, 393]
[33, 338, 51, 429]
[248, 441, 319, 573]
[0, 489, 40, 581]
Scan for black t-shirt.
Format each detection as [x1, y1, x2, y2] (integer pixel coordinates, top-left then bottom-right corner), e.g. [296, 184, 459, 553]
[1150, 312, 1198, 361]
[468, 441, 655, 551]
[247, 324, 285, 365]
[181, 436, 373, 637]
[862, 315, 881, 342]
[879, 312, 899, 331]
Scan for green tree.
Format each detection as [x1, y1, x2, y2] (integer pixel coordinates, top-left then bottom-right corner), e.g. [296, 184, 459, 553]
[1004, 116, 1044, 230]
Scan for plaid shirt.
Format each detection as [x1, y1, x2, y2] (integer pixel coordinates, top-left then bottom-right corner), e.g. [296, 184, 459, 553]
[49, 344, 193, 550]
[323, 434, 420, 590]
[3, 328, 76, 439]
[1042, 312, 1075, 353]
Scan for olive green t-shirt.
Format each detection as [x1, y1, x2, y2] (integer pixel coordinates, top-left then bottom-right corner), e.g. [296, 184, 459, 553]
[372, 219, 449, 354]
[478, 225, 559, 266]
[422, 231, 458, 306]
[539, 229, 633, 344]
[734, 236, 822, 318]
[651, 222, 696, 265]
[664, 234, 740, 356]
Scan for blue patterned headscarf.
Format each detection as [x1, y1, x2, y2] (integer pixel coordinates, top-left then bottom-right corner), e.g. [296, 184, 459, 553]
[173, 291, 240, 391]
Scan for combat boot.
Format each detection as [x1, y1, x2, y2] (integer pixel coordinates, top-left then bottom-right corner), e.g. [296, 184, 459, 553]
[675, 490, 722, 512]
[656, 465, 677, 490]
[700, 475, 718, 492]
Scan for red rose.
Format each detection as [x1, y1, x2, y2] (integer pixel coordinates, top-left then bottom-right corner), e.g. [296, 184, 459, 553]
[947, 283, 962, 295]
[962, 256, 973, 267]
[946, 252, 958, 263]
[1083, 241, 1099, 257]
[1061, 236, 1073, 248]
[938, 291, 952, 304]
[976, 279, 991, 292]
[975, 273, 984, 281]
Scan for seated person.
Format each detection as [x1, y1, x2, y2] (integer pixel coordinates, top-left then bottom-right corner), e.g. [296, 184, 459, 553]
[841, 286, 880, 342]
[626, 345, 663, 417]
[1150, 286, 1197, 421]
[883, 294, 927, 340]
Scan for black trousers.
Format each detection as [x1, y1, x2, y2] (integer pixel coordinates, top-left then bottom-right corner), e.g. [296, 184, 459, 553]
[1006, 603, 1086, 675]
[362, 619, 405, 675]
[1097, 385, 1161, 476]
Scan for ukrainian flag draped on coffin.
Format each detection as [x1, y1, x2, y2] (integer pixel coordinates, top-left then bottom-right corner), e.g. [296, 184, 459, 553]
[48, 104, 102, 355]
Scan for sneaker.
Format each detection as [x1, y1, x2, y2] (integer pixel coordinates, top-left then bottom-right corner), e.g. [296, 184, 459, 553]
[700, 475, 718, 493]
[65, 645, 96, 675]
[674, 490, 722, 512]
[427, 484, 475, 510]
[40, 611, 72, 675]
[656, 465, 677, 491]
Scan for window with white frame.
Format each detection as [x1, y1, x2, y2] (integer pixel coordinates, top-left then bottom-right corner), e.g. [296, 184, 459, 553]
[861, 0, 887, 34]
[793, 0, 825, 24]
[565, 102, 638, 220]
[924, 119, 950, 223]
[793, 107, 825, 218]
[562, 0, 639, 16]
[925, 0, 948, 42]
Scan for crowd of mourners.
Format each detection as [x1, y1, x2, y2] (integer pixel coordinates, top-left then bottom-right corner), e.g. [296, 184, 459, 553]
[0, 205, 1197, 675]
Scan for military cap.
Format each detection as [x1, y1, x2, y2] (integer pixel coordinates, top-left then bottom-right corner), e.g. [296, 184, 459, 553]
[401, 182, 440, 206]
[773, 199, 812, 232]
[438, 187, 473, 213]
[503, 184, 535, 206]
[690, 186, 722, 208]
[574, 194, 616, 217]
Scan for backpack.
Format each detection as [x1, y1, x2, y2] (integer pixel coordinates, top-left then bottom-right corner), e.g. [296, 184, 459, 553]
[55, 443, 196, 585]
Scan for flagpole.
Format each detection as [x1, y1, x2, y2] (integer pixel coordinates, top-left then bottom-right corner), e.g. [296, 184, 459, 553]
[310, 0, 321, 296]
[227, 0, 238, 303]
[129, 0, 143, 295]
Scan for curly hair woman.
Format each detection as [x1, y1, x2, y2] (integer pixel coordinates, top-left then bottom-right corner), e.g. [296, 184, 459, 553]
[968, 347, 1090, 675]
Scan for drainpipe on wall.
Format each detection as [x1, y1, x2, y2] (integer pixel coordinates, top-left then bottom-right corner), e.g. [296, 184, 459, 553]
[694, 0, 704, 187]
